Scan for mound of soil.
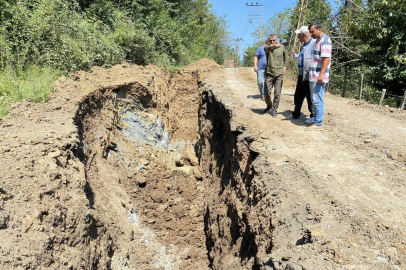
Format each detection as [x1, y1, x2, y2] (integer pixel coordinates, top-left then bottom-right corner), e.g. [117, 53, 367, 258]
[185, 58, 222, 70]
[0, 61, 212, 270]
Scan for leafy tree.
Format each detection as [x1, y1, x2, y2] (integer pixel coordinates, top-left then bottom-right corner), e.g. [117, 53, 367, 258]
[252, 8, 292, 43]
[242, 43, 261, 67]
[243, 9, 292, 68]
[327, 0, 405, 104]
[0, 0, 232, 71]
[0, 0, 233, 116]
[343, 0, 406, 95]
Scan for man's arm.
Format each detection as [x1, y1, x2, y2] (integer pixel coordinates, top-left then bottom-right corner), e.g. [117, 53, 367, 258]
[265, 44, 281, 50]
[317, 57, 330, 84]
[318, 36, 332, 83]
[254, 55, 259, 72]
[264, 44, 281, 55]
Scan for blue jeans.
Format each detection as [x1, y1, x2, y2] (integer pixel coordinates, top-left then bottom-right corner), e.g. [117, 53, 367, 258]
[309, 81, 326, 126]
[257, 69, 266, 97]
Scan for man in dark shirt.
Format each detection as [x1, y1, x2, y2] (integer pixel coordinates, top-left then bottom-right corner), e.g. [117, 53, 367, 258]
[287, 26, 314, 120]
[263, 34, 286, 118]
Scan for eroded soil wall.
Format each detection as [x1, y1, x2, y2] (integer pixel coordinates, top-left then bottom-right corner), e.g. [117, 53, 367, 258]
[0, 61, 219, 269]
[198, 89, 274, 269]
[1, 61, 289, 270]
[72, 64, 213, 269]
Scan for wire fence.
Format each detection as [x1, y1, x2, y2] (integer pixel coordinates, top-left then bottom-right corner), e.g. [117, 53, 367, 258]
[329, 67, 406, 109]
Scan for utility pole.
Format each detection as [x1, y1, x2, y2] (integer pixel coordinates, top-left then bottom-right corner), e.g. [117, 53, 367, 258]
[235, 38, 243, 67]
[246, 2, 263, 42]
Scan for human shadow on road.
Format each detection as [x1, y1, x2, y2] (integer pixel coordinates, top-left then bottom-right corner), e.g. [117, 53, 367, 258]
[250, 108, 269, 115]
[247, 94, 262, 99]
[280, 110, 309, 127]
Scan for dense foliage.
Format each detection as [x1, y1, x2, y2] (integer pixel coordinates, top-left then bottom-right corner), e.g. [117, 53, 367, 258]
[0, 0, 232, 116]
[0, 0, 232, 71]
[336, 0, 406, 96]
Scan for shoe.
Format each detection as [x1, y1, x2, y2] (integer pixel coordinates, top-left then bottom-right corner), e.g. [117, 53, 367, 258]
[307, 124, 323, 131]
[286, 115, 300, 120]
[262, 107, 271, 114]
[272, 111, 278, 118]
[305, 118, 315, 124]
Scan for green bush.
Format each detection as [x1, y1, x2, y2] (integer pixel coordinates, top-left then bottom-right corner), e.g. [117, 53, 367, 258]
[0, 0, 233, 117]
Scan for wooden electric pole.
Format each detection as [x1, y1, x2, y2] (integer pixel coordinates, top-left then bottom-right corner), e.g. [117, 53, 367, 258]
[246, 3, 263, 43]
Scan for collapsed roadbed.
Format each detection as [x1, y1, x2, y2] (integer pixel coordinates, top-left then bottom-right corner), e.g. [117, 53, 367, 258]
[1, 60, 405, 270]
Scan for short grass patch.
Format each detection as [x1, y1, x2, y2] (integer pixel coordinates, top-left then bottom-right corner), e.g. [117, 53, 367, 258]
[0, 65, 64, 117]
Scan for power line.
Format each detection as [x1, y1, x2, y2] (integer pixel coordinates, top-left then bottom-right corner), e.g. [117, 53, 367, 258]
[240, 16, 251, 40]
[246, 2, 264, 42]
[236, 6, 247, 39]
[251, 0, 275, 15]
[263, 0, 279, 13]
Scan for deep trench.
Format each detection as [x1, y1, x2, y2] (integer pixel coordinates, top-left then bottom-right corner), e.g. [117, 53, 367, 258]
[73, 71, 273, 270]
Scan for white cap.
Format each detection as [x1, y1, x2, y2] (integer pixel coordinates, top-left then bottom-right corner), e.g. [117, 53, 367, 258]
[295, 26, 309, 34]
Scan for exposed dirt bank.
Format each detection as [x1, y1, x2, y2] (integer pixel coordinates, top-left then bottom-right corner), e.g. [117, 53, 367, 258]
[0, 61, 218, 269]
[1, 62, 405, 270]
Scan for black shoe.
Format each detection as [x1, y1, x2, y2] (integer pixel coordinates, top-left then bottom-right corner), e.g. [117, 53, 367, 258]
[286, 115, 300, 120]
[262, 107, 271, 114]
[272, 111, 278, 118]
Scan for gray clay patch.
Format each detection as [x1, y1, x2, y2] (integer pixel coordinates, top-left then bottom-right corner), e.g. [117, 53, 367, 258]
[120, 110, 170, 149]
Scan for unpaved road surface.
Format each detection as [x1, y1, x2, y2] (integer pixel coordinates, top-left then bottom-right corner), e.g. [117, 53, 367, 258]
[0, 62, 405, 270]
[202, 68, 406, 269]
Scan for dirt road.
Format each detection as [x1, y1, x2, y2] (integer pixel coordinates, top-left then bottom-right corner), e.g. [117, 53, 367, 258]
[0, 62, 405, 270]
[201, 67, 406, 269]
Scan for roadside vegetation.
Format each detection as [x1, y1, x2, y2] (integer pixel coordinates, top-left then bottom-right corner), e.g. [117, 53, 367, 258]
[0, 0, 233, 116]
[243, 0, 406, 107]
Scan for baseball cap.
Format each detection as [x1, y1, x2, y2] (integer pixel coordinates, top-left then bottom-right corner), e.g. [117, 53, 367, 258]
[295, 26, 309, 34]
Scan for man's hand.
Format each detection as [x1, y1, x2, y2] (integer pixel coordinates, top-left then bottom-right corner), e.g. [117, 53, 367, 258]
[291, 49, 295, 54]
[284, 67, 287, 74]
[317, 74, 324, 84]
[254, 67, 258, 73]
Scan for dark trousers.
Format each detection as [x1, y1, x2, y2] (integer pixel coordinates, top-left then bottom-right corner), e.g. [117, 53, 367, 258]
[264, 74, 284, 113]
[292, 75, 314, 118]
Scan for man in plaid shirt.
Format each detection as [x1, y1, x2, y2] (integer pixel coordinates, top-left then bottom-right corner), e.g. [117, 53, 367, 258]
[307, 22, 332, 130]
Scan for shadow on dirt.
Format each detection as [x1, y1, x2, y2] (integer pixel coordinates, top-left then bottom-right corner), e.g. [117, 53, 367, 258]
[247, 94, 262, 99]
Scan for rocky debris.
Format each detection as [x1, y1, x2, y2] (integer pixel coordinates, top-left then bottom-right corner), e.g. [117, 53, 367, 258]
[285, 263, 307, 270]
[0, 211, 9, 229]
